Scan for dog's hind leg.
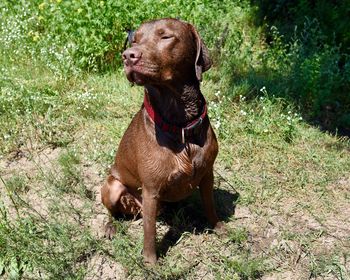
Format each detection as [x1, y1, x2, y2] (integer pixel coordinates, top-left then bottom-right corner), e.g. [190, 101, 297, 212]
[101, 175, 142, 238]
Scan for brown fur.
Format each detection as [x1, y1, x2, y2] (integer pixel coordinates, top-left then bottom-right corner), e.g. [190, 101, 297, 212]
[101, 18, 223, 265]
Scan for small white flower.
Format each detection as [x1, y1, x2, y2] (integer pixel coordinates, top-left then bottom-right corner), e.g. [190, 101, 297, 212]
[287, 116, 291, 121]
[260, 86, 266, 92]
[240, 110, 247, 116]
[240, 95, 246, 101]
[214, 121, 221, 129]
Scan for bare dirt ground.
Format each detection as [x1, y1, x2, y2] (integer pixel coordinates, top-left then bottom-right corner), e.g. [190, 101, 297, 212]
[232, 178, 350, 279]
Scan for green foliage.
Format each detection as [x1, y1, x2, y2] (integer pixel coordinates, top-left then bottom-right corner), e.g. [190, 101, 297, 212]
[227, 227, 249, 245]
[310, 254, 350, 280]
[4, 174, 28, 194]
[0, 0, 247, 73]
[1, 0, 349, 131]
[57, 149, 82, 189]
[246, 0, 350, 132]
[252, 0, 350, 54]
[253, 20, 350, 132]
[219, 256, 264, 280]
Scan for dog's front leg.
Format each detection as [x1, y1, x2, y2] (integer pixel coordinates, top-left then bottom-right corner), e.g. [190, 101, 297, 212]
[142, 188, 158, 265]
[199, 169, 224, 231]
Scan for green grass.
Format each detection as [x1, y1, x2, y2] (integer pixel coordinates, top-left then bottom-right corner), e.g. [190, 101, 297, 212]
[1, 60, 349, 279]
[1, 1, 350, 279]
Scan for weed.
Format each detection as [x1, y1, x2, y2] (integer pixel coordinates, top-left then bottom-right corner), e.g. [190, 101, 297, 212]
[4, 174, 28, 194]
[224, 257, 264, 280]
[57, 149, 82, 190]
[226, 227, 249, 246]
[310, 254, 350, 280]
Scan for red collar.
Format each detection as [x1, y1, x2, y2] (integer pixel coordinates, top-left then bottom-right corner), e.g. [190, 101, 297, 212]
[143, 94, 207, 143]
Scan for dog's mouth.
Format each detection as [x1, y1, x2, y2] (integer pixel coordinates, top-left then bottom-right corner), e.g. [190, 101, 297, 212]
[131, 72, 147, 85]
[124, 63, 158, 85]
[124, 65, 144, 85]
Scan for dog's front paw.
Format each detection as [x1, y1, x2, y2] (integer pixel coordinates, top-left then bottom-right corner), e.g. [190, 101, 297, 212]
[214, 221, 227, 235]
[104, 221, 117, 239]
[144, 254, 157, 266]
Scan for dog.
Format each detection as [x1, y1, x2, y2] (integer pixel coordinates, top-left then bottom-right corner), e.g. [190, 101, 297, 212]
[101, 18, 223, 265]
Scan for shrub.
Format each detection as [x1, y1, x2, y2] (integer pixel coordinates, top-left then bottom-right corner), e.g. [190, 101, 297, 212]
[1, 0, 349, 132]
[0, 0, 250, 73]
[219, 3, 350, 133]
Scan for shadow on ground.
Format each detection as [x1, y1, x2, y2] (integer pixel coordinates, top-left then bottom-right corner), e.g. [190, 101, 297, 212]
[157, 188, 239, 257]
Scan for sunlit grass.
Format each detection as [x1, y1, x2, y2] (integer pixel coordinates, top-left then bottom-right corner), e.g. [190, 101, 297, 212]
[1, 1, 349, 279]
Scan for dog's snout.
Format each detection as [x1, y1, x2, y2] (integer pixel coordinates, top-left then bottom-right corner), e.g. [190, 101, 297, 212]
[122, 49, 142, 65]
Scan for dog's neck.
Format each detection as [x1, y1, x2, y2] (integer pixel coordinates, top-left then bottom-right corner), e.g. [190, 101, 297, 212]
[145, 82, 204, 126]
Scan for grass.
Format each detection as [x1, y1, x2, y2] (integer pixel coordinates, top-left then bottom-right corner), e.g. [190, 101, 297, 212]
[1, 1, 350, 279]
[1, 59, 349, 279]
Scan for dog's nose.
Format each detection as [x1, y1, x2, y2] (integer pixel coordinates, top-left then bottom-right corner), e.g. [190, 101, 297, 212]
[122, 49, 142, 65]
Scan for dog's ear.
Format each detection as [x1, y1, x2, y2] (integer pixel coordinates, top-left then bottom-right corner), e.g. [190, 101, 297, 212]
[189, 24, 212, 81]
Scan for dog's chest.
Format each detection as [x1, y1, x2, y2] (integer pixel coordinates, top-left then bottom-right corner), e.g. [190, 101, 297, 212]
[159, 145, 207, 201]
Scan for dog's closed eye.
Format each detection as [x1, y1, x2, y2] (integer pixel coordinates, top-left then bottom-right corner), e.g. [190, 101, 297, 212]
[161, 35, 174, 40]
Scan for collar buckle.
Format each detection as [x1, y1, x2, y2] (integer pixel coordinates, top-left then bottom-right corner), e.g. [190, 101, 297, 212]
[144, 93, 207, 144]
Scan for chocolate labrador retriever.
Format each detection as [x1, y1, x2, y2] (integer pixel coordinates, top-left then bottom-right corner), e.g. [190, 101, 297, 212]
[101, 18, 223, 265]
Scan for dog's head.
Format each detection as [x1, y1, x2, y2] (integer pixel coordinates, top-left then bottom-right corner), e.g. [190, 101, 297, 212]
[122, 18, 211, 86]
